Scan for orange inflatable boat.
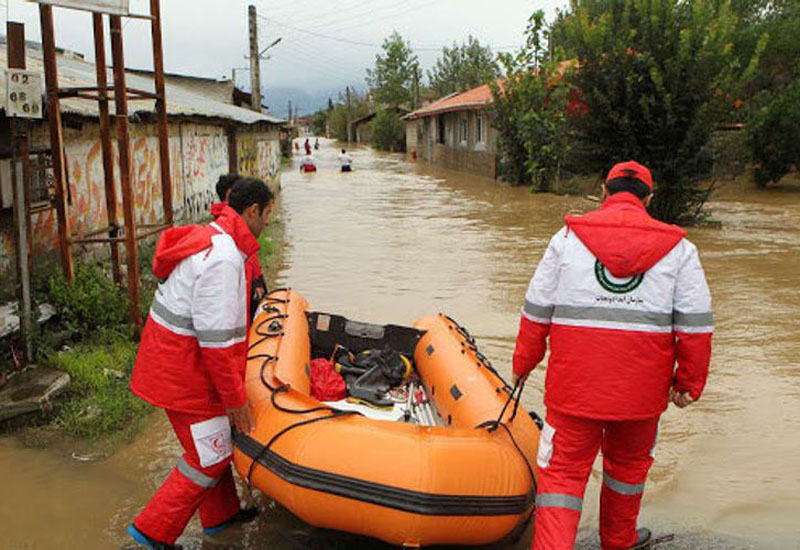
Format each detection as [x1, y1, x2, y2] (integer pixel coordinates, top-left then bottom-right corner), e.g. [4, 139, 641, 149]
[233, 289, 541, 547]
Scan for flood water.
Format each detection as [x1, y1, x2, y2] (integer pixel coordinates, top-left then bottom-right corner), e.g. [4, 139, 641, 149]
[2, 139, 799, 549]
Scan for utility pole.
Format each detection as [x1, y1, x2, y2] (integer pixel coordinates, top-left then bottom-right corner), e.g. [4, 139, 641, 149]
[288, 99, 292, 126]
[7, 21, 34, 364]
[346, 86, 352, 144]
[248, 4, 261, 112]
[413, 64, 420, 110]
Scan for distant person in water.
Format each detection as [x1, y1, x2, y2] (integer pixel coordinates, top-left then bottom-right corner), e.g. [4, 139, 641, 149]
[304, 138, 311, 155]
[338, 149, 353, 172]
[314, 138, 320, 150]
[300, 154, 316, 173]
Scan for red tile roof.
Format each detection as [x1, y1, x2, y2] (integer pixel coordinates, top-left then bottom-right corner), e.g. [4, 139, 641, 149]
[405, 81, 499, 120]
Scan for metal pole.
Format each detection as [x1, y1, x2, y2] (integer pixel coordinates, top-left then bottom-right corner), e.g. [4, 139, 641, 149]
[346, 86, 351, 144]
[248, 5, 261, 112]
[38, 4, 74, 281]
[7, 22, 34, 364]
[92, 13, 122, 285]
[149, 0, 174, 225]
[109, 15, 143, 336]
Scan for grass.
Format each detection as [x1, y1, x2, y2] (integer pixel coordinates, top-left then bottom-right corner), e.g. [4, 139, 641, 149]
[46, 337, 150, 440]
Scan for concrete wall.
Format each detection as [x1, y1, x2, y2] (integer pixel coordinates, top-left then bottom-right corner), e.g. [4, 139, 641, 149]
[0, 120, 280, 283]
[412, 108, 496, 178]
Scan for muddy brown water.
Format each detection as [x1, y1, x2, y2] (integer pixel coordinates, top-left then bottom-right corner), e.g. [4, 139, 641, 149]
[2, 139, 799, 550]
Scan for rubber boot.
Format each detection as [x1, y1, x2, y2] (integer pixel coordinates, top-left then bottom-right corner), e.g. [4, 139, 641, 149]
[203, 507, 259, 535]
[127, 524, 183, 550]
[629, 527, 652, 549]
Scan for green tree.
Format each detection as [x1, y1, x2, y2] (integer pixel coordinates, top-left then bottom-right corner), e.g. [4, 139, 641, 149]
[370, 109, 406, 152]
[748, 76, 800, 185]
[311, 110, 327, 136]
[428, 36, 501, 97]
[366, 31, 419, 108]
[556, 0, 763, 224]
[491, 11, 575, 190]
[741, 1, 800, 185]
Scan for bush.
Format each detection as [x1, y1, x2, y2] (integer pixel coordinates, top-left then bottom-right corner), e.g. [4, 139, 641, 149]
[46, 263, 130, 342]
[748, 77, 800, 186]
[370, 109, 406, 152]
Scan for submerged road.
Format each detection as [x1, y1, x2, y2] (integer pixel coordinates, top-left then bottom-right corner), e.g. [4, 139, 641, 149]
[1, 138, 798, 549]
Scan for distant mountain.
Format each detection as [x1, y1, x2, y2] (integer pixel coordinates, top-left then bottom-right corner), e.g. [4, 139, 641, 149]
[264, 86, 366, 118]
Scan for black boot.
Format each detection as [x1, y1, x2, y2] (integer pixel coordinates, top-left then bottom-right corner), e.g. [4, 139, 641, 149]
[629, 527, 652, 549]
[203, 507, 259, 535]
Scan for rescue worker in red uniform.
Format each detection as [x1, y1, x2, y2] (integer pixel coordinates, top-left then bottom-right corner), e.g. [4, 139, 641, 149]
[215, 173, 268, 322]
[513, 161, 713, 550]
[128, 178, 275, 549]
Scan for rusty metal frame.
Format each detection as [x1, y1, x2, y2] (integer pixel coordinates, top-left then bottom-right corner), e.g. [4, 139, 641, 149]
[37, 0, 174, 335]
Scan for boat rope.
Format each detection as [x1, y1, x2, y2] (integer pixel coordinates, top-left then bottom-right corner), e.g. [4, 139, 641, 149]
[240, 288, 362, 495]
[440, 313, 512, 390]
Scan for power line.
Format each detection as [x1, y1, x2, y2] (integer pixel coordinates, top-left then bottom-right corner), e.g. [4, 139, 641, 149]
[260, 14, 520, 52]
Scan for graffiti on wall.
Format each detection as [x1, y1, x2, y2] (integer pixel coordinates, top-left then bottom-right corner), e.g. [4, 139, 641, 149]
[182, 126, 228, 221]
[237, 131, 280, 185]
[1, 122, 281, 276]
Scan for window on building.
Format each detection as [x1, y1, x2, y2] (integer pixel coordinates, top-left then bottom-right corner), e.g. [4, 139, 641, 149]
[476, 114, 485, 143]
[0, 153, 54, 210]
[460, 116, 468, 143]
[437, 116, 445, 144]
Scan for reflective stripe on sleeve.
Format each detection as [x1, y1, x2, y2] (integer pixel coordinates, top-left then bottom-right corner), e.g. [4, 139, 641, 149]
[196, 326, 247, 346]
[603, 472, 645, 495]
[673, 311, 713, 326]
[535, 493, 583, 511]
[523, 300, 554, 323]
[151, 297, 194, 331]
[176, 456, 219, 488]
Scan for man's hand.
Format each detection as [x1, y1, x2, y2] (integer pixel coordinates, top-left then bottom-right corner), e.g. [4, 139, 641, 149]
[227, 403, 254, 434]
[669, 388, 695, 408]
[512, 372, 529, 387]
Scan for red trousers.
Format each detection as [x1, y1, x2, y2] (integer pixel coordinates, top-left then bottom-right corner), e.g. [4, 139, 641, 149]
[532, 410, 659, 550]
[133, 410, 241, 545]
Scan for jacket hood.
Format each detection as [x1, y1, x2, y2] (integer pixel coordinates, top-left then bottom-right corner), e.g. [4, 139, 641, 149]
[565, 192, 686, 278]
[210, 202, 260, 260]
[152, 225, 212, 280]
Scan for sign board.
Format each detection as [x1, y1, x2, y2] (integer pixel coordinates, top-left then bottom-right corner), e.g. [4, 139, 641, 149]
[32, 0, 130, 15]
[5, 70, 44, 119]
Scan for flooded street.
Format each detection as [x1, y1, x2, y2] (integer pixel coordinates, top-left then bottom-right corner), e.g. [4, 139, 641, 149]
[2, 139, 799, 549]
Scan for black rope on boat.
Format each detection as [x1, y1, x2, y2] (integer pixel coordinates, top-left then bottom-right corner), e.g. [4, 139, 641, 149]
[440, 313, 512, 390]
[242, 288, 363, 496]
[244, 409, 359, 492]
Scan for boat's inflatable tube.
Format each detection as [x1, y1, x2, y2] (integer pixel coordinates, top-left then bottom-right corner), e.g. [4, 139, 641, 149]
[233, 289, 540, 547]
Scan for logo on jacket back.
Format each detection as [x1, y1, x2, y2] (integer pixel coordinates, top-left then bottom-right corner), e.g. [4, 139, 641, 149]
[594, 260, 644, 294]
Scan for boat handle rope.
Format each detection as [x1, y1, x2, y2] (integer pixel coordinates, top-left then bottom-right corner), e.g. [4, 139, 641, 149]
[239, 288, 364, 496]
[440, 313, 512, 390]
[474, 376, 538, 515]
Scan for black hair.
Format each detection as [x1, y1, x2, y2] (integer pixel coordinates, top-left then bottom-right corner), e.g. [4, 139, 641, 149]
[228, 178, 275, 215]
[606, 177, 651, 200]
[215, 173, 240, 202]
[341, 149, 346, 154]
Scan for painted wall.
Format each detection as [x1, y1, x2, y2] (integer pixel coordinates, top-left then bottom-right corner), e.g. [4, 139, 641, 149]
[0, 120, 278, 281]
[236, 126, 281, 186]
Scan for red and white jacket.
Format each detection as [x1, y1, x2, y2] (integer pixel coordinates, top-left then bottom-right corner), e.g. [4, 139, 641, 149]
[513, 192, 713, 420]
[130, 205, 260, 415]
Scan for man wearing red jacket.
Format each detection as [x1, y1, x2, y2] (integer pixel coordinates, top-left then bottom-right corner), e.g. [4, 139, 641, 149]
[128, 178, 274, 549]
[214, 173, 268, 323]
[513, 161, 712, 550]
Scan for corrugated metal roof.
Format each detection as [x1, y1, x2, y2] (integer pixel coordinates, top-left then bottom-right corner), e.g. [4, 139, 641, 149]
[0, 40, 284, 125]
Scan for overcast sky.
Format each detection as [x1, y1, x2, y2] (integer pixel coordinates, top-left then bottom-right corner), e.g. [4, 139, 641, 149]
[2, 0, 566, 104]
